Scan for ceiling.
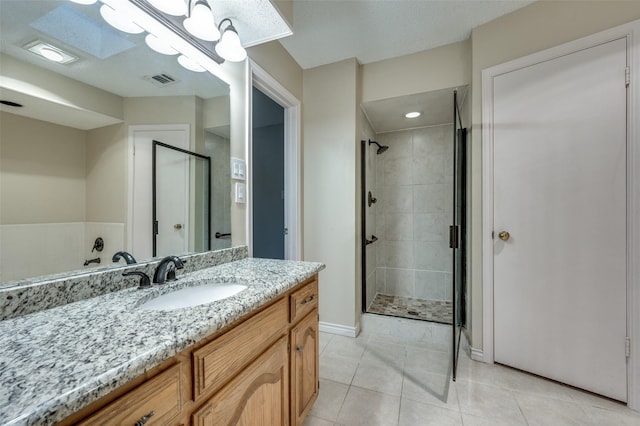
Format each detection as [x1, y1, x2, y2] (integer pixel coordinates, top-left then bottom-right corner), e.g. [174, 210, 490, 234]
[278, 0, 533, 131]
[279, 0, 533, 70]
[362, 85, 468, 134]
[0, 1, 534, 132]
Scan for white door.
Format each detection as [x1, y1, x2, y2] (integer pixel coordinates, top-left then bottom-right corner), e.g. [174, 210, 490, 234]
[130, 126, 189, 260]
[493, 38, 627, 401]
[155, 144, 189, 256]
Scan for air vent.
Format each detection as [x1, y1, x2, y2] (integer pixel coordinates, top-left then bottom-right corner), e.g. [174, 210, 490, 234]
[144, 73, 179, 87]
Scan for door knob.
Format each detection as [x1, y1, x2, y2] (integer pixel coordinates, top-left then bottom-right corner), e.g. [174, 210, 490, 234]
[498, 230, 510, 241]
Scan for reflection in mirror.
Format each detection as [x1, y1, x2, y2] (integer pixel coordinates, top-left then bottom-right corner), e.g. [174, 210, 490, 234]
[0, 0, 231, 285]
[206, 127, 232, 251]
[153, 141, 211, 257]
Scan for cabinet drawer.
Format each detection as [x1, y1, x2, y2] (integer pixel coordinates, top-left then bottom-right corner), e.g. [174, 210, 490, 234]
[78, 363, 182, 425]
[192, 297, 288, 400]
[290, 279, 318, 324]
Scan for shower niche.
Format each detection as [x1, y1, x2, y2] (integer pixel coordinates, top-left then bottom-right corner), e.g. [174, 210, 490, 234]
[360, 87, 468, 333]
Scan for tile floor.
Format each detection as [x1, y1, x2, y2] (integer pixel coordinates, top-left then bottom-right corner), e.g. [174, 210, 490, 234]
[304, 316, 640, 426]
[367, 293, 452, 324]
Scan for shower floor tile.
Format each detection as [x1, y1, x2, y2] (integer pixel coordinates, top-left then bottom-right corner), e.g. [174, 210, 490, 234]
[367, 293, 452, 324]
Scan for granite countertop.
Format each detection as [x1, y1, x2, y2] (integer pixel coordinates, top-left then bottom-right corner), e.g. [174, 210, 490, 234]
[0, 258, 324, 426]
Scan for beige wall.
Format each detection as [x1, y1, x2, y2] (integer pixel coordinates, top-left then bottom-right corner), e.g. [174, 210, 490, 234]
[304, 59, 360, 328]
[361, 40, 470, 103]
[86, 123, 127, 224]
[248, 41, 304, 101]
[1, 112, 86, 224]
[0, 53, 122, 120]
[469, 1, 640, 349]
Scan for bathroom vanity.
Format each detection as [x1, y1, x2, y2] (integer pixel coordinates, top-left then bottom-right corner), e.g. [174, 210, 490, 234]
[0, 252, 324, 426]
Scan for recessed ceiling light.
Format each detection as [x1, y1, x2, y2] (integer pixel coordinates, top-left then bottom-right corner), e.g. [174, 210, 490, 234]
[39, 47, 65, 62]
[69, 0, 98, 4]
[24, 41, 78, 64]
[405, 111, 421, 119]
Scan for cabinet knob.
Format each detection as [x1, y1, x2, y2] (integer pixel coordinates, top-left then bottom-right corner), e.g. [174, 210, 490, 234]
[135, 411, 154, 426]
[296, 345, 304, 352]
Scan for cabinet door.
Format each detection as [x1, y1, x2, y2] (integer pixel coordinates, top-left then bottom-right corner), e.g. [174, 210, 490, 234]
[192, 336, 289, 426]
[290, 309, 319, 426]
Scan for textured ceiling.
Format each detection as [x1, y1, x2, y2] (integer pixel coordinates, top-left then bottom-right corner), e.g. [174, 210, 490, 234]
[279, 0, 534, 70]
[362, 86, 468, 133]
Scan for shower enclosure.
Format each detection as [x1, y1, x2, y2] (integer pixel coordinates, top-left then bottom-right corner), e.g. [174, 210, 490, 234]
[361, 89, 467, 333]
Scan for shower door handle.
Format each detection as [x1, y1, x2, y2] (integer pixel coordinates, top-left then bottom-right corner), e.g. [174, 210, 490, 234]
[449, 225, 459, 249]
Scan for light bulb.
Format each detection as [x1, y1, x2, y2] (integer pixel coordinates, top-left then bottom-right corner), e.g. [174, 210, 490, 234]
[177, 55, 205, 72]
[100, 4, 144, 34]
[148, 0, 187, 16]
[183, 1, 220, 41]
[215, 21, 246, 62]
[145, 34, 178, 55]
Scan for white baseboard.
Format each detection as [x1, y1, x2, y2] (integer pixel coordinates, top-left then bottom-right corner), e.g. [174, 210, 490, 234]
[319, 321, 360, 338]
[470, 346, 485, 362]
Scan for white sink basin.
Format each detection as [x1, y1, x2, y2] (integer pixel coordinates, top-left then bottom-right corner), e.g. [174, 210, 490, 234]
[139, 283, 247, 311]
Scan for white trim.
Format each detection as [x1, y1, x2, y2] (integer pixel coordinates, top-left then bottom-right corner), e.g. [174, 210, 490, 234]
[470, 347, 484, 362]
[319, 321, 360, 338]
[482, 19, 640, 410]
[127, 124, 190, 253]
[249, 60, 302, 260]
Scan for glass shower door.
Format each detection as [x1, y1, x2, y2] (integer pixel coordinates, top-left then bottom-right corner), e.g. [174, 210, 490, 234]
[153, 140, 211, 257]
[451, 91, 467, 381]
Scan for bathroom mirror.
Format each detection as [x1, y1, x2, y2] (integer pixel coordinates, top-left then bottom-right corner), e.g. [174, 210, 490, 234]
[0, 0, 233, 285]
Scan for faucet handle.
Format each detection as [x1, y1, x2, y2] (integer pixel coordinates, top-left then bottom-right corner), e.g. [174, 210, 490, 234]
[123, 271, 151, 289]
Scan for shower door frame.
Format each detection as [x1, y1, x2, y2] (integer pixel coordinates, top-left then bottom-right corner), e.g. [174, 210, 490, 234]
[152, 140, 211, 257]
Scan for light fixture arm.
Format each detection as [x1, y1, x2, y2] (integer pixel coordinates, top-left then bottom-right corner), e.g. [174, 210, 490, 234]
[217, 18, 234, 32]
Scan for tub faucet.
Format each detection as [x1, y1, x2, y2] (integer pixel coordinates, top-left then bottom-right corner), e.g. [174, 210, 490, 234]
[112, 251, 137, 264]
[153, 256, 185, 284]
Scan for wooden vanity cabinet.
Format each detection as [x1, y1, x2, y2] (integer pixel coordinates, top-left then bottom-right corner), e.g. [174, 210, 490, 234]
[75, 362, 185, 426]
[290, 309, 319, 426]
[64, 274, 319, 426]
[192, 336, 290, 426]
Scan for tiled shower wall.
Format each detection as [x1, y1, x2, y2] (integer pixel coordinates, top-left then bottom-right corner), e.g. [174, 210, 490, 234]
[373, 125, 453, 302]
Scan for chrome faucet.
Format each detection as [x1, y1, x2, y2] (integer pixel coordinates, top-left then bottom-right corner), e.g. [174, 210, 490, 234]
[112, 251, 137, 264]
[153, 256, 185, 284]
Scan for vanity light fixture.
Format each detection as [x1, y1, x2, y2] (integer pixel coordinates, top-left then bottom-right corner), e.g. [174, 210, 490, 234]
[177, 54, 206, 72]
[147, 0, 187, 17]
[183, 0, 220, 42]
[100, 3, 144, 34]
[405, 111, 421, 119]
[24, 40, 78, 64]
[145, 33, 178, 55]
[215, 18, 246, 62]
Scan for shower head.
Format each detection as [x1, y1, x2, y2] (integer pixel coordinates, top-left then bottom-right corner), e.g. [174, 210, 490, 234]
[368, 139, 389, 155]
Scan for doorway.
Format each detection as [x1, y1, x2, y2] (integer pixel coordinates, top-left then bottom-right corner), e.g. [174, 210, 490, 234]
[129, 125, 189, 259]
[252, 86, 285, 259]
[483, 30, 633, 402]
